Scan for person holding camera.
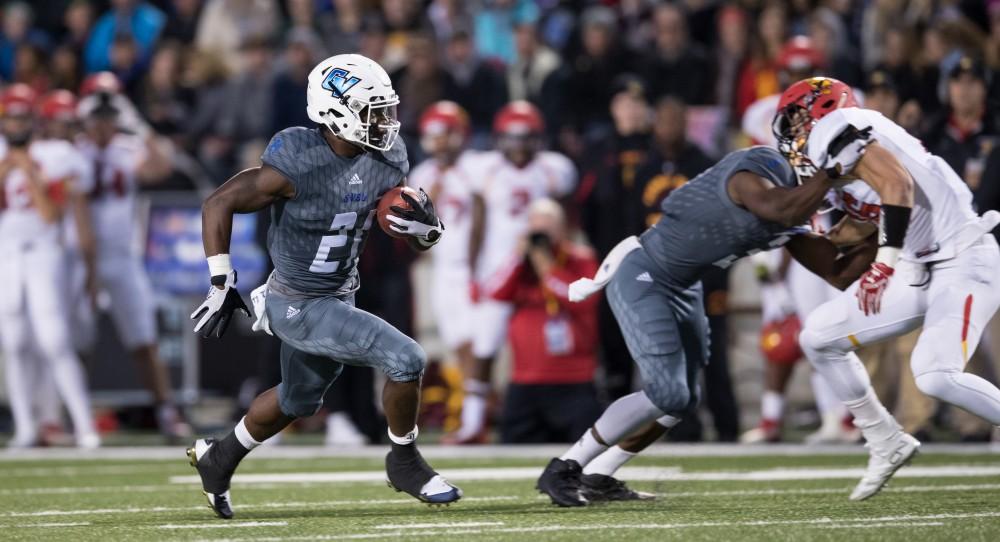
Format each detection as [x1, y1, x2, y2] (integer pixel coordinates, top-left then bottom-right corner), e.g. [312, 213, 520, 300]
[488, 199, 602, 443]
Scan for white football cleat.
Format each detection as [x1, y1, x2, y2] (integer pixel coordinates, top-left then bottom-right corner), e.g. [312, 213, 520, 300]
[849, 431, 920, 501]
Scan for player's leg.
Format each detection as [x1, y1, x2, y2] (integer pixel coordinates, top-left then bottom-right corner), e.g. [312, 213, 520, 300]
[102, 255, 188, 438]
[798, 262, 926, 500]
[0, 262, 39, 448]
[910, 239, 1000, 423]
[24, 249, 99, 448]
[267, 291, 461, 504]
[450, 299, 512, 444]
[430, 269, 481, 444]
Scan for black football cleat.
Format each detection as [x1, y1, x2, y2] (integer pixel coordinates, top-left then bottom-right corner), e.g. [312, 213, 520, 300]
[579, 473, 656, 502]
[536, 458, 587, 507]
[386, 444, 462, 504]
[187, 438, 235, 519]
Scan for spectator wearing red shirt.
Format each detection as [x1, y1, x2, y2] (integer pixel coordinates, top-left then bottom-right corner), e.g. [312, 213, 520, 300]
[491, 199, 602, 443]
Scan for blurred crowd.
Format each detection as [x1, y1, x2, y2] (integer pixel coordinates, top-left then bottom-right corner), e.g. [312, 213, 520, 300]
[2, 0, 1000, 447]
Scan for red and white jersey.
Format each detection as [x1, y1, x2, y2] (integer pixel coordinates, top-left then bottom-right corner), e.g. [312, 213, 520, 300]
[471, 150, 576, 285]
[409, 151, 482, 270]
[0, 138, 80, 249]
[76, 133, 147, 255]
[60, 142, 95, 253]
[809, 107, 978, 263]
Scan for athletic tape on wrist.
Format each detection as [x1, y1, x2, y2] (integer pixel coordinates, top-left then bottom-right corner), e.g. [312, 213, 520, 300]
[207, 254, 233, 278]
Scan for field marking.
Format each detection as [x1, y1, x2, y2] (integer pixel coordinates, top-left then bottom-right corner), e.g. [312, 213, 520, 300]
[157, 521, 288, 529]
[7, 522, 92, 528]
[814, 521, 945, 529]
[211, 511, 1000, 541]
[374, 522, 504, 530]
[3, 465, 168, 478]
[1, 496, 522, 518]
[168, 464, 1000, 486]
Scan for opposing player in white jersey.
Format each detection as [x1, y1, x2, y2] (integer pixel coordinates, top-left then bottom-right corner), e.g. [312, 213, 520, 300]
[408, 102, 479, 402]
[449, 101, 577, 443]
[773, 77, 1000, 500]
[0, 84, 100, 448]
[76, 87, 190, 440]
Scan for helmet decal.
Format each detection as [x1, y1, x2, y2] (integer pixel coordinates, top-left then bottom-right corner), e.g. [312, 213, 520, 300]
[322, 68, 362, 99]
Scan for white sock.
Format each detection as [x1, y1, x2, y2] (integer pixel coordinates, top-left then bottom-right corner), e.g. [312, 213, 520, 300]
[810, 371, 845, 417]
[458, 380, 489, 435]
[388, 425, 419, 445]
[560, 428, 607, 466]
[234, 416, 263, 450]
[761, 390, 784, 421]
[844, 387, 899, 442]
[582, 446, 636, 476]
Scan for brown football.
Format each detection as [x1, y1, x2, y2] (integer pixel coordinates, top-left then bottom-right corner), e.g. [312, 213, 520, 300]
[377, 186, 419, 238]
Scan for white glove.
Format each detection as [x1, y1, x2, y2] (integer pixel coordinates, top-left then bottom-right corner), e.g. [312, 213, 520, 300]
[190, 270, 250, 338]
[386, 187, 444, 245]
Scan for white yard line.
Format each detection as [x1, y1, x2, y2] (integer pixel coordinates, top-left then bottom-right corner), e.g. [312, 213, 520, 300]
[208, 511, 1000, 541]
[167, 464, 1000, 485]
[157, 521, 287, 529]
[374, 522, 504, 530]
[1, 496, 522, 518]
[8, 522, 91, 528]
[814, 522, 945, 529]
[3, 443, 999, 462]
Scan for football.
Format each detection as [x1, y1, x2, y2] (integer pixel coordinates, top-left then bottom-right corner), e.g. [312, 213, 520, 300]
[377, 186, 419, 238]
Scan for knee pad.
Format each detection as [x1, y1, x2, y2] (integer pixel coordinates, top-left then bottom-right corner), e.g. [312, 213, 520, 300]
[385, 341, 427, 383]
[914, 370, 957, 401]
[643, 378, 691, 415]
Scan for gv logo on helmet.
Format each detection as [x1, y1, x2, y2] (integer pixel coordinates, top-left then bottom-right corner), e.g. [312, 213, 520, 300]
[322, 68, 361, 98]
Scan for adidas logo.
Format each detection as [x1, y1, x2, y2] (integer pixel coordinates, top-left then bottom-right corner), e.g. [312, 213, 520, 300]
[286, 306, 301, 319]
[349, 173, 363, 185]
[636, 272, 653, 283]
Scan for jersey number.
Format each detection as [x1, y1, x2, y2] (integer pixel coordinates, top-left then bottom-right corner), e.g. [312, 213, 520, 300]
[309, 210, 375, 273]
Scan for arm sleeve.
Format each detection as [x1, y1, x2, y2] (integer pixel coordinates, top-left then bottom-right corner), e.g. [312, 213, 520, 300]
[489, 260, 526, 302]
[806, 109, 873, 177]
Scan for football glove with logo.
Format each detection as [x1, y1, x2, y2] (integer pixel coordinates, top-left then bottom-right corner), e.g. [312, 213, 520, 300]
[191, 270, 250, 338]
[856, 262, 893, 316]
[386, 187, 444, 246]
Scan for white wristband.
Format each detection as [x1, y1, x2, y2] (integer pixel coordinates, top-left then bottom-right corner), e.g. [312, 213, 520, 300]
[875, 246, 901, 267]
[207, 254, 233, 277]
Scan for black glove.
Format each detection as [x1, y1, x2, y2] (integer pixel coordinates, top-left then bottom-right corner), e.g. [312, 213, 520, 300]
[190, 270, 250, 338]
[387, 187, 444, 244]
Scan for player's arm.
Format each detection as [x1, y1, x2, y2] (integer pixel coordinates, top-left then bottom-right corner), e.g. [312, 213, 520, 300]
[786, 233, 877, 290]
[826, 215, 877, 247]
[468, 193, 486, 299]
[728, 170, 834, 227]
[69, 186, 99, 299]
[18, 157, 61, 223]
[192, 165, 293, 338]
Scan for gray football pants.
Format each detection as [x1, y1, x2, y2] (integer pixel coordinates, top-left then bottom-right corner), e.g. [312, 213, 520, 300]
[265, 290, 426, 418]
[605, 248, 710, 416]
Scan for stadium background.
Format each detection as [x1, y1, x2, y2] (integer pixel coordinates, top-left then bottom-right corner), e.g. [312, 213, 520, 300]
[1, 0, 1000, 444]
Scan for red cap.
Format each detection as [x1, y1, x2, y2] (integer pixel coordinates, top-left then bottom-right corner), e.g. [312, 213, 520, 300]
[79, 71, 123, 96]
[38, 89, 78, 121]
[1, 84, 39, 116]
[493, 100, 545, 135]
[777, 36, 825, 72]
[419, 101, 470, 137]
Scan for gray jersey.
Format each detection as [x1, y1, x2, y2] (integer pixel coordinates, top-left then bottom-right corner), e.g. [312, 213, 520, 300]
[640, 146, 803, 287]
[261, 127, 408, 297]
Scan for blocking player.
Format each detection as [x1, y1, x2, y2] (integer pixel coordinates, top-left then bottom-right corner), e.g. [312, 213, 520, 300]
[450, 101, 577, 444]
[75, 86, 190, 440]
[408, 101, 479, 400]
[536, 144, 878, 506]
[773, 77, 1000, 500]
[187, 53, 460, 519]
[0, 84, 100, 449]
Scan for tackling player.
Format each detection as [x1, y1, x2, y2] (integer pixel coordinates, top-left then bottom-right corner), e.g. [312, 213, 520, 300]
[0, 84, 99, 449]
[186, 53, 460, 519]
[536, 144, 877, 506]
[408, 101, 479, 412]
[773, 77, 1000, 500]
[451, 101, 577, 444]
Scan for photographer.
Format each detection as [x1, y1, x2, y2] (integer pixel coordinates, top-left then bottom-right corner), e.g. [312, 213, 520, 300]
[489, 199, 602, 443]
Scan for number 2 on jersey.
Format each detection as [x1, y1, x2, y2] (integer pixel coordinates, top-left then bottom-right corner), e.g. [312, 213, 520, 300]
[309, 210, 375, 273]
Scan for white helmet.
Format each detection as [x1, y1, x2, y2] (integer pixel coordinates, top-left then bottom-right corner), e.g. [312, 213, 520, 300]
[307, 53, 400, 152]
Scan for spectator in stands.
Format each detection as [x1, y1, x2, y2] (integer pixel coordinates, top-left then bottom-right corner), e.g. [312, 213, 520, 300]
[925, 56, 998, 192]
[270, 28, 320, 134]
[138, 42, 190, 137]
[62, 0, 94, 51]
[321, 0, 365, 54]
[51, 44, 83, 92]
[809, 7, 862, 87]
[442, 28, 507, 145]
[85, 0, 165, 73]
[381, 0, 426, 72]
[506, 22, 561, 108]
[473, 0, 539, 65]
[211, 36, 274, 172]
[735, 0, 787, 117]
[196, 0, 278, 71]
[13, 44, 50, 94]
[494, 199, 602, 443]
[0, 2, 50, 82]
[427, 0, 471, 44]
[715, 5, 748, 115]
[642, 2, 713, 105]
[564, 6, 631, 140]
[391, 34, 455, 150]
[864, 69, 900, 120]
[163, 0, 204, 44]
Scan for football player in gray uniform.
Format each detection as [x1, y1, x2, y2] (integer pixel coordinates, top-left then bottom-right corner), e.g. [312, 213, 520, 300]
[186, 54, 457, 519]
[537, 146, 879, 506]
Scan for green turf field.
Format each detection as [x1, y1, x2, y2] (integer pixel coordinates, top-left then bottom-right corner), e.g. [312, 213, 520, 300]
[1, 446, 999, 541]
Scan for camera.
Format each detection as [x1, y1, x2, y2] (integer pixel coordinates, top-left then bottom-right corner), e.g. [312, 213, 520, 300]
[528, 231, 551, 249]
